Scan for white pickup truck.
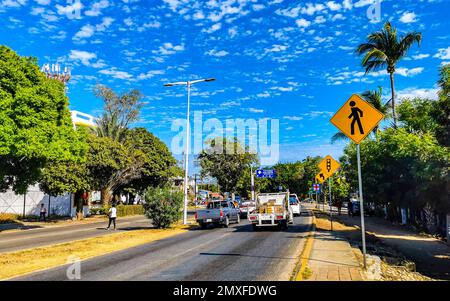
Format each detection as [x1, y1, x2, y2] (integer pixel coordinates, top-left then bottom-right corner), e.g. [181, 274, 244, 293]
[248, 192, 294, 230]
[195, 200, 240, 229]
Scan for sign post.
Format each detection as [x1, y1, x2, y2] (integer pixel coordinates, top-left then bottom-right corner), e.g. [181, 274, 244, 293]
[329, 177, 333, 231]
[330, 94, 384, 269]
[316, 155, 340, 230]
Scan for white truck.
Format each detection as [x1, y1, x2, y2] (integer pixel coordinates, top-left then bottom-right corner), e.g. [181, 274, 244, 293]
[248, 192, 294, 230]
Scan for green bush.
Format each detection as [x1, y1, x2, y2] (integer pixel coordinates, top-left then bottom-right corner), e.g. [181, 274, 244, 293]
[143, 187, 183, 229]
[90, 204, 144, 217]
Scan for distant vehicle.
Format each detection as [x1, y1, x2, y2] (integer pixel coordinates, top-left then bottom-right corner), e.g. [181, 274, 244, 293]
[289, 194, 301, 216]
[210, 193, 224, 201]
[239, 200, 256, 218]
[195, 200, 240, 229]
[248, 192, 293, 230]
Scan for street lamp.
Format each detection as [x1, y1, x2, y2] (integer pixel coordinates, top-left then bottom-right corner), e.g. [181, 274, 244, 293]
[164, 78, 216, 225]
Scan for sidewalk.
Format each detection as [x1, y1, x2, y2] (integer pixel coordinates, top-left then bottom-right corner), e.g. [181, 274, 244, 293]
[307, 232, 364, 281]
[317, 204, 450, 280]
[306, 226, 365, 281]
[298, 204, 366, 281]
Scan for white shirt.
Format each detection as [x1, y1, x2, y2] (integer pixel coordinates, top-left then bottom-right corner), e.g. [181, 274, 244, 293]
[109, 207, 117, 218]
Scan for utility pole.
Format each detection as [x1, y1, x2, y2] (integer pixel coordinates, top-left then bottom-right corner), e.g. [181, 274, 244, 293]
[250, 165, 255, 201]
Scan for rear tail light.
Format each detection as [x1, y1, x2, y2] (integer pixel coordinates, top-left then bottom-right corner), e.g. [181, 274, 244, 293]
[249, 216, 256, 221]
[220, 210, 223, 217]
[276, 215, 283, 220]
[194, 213, 197, 220]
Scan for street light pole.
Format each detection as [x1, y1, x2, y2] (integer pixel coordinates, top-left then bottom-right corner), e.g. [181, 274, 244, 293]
[164, 78, 216, 225]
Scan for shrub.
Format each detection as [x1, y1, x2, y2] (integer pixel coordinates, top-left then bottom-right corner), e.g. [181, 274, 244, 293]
[0, 213, 19, 224]
[143, 187, 183, 229]
[116, 204, 144, 217]
[90, 205, 144, 217]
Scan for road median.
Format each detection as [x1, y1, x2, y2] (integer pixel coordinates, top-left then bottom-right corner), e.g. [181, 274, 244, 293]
[0, 223, 195, 280]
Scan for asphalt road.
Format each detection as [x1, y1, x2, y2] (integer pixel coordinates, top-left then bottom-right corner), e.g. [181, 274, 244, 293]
[0, 215, 151, 253]
[13, 207, 313, 281]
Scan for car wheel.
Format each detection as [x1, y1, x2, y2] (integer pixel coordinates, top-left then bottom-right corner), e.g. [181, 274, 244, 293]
[223, 216, 230, 228]
[200, 223, 208, 229]
[252, 224, 259, 231]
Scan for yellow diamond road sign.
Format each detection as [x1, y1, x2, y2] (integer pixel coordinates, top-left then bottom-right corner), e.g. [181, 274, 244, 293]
[318, 155, 340, 178]
[315, 172, 327, 184]
[330, 94, 384, 144]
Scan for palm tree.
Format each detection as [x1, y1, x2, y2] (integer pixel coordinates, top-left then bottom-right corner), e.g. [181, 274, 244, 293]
[331, 87, 390, 143]
[356, 22, 422, 127]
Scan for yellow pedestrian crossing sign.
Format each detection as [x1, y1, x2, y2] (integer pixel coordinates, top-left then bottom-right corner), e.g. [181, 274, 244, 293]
[330, 94, 384, 144]
[318, 155, 340, 178]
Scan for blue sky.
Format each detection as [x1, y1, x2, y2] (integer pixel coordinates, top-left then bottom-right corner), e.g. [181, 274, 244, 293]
[1, 0, 449, 172]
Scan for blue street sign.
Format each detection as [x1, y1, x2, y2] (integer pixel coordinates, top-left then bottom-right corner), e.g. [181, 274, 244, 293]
[312, 184, 321, 192]
[256, 169, 277, 178]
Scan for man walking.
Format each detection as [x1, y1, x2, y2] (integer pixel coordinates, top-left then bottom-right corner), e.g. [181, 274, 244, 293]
[348, 101, 364, 135]
[39, 204, 47, 222]
[106, 204, 117, 230]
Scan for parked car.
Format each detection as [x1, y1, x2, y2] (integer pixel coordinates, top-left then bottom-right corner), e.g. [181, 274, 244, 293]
[195, 200, 240, 229]
[239, 200, 256, 218]
[289, 194, 301, 216]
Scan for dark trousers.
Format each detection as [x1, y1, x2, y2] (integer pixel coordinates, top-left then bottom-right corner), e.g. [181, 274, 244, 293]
[39, 212, 46, 222]
[107, 217, 116, 229]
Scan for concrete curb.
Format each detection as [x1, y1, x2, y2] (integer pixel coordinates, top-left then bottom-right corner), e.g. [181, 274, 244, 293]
[292, 214, 316, 281]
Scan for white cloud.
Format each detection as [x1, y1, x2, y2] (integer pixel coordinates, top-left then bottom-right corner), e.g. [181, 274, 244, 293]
[296, 18, 311, 28]
[326, 1, 341, 11]
[99, 68, 132, 79]
[137, 70, 165, 80]
[69, 50, 96, 66]
[397, 87, 439, 100]
[283, 116, 303, 121]
[434, 47, 450, 60]
[73, 25, 95, 40]
[85, 0, 109, 17]
[206, 49, 229, 57]
[411, 53, 430, 60]
[399, 12, 418, 24]
[55, 1, 84, 15]
[35, 0, 50, 5]
[154, 42, 185, 55]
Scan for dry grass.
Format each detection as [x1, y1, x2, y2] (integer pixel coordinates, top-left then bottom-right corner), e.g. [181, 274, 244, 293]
[315, 216, 356, 232]
[0, 213, 19, 224]
[0, 224, 192, 280]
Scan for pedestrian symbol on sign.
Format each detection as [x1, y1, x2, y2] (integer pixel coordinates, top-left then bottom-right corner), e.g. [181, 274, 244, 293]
[348, 101, 364, 135]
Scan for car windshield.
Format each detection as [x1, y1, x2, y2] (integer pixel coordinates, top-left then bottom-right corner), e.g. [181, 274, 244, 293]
[289, 197, 298, 204]
[207, 201, 229, 209]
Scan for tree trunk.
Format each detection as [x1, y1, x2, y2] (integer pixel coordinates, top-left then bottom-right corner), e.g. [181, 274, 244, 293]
[100, 188, 113, 205]
[389, 72, 397, 128]
[75, 191, 84, 220]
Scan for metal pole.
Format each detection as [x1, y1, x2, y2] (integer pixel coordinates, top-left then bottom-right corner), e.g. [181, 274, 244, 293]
[23, 193, 26, 219]
[357, 144, 367, 269]
[329, 177, 333, 231]
[48, 195, 51, 220]
[182, 83, 191, 225]
[251, 166, 255, 201]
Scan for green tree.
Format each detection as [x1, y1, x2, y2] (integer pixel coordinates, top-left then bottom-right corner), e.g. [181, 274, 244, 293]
[356, 22, 422, 127]
[0, 45, 87, 194]
[433, 64, 450, 147]
[198, 137, 258, 194]
[143, 186, 183, 229]
[397, 97, 438, 135]
[93, 84, 143, 142]
[120, 127, 178, 193]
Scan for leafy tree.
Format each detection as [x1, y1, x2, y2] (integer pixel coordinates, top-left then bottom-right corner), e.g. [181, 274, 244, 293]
[120, 127, 178, 193]
[0, 45, 87, 194]
[93, 84, 143, 142]
[397, 97, 438, 135]
[356, 22, 422, 127]
[198, 137, 258, 193]
[433, 64, 450, 147]
[143, 186, 183, 228]
[270, 161, 304, 194]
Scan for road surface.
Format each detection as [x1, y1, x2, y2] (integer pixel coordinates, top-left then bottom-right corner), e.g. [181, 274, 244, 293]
[12, 207, 313, 281]
[0, 215, 150, 253]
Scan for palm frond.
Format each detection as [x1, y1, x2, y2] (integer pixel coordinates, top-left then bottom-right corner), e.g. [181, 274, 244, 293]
[330, 132, 349, 144]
